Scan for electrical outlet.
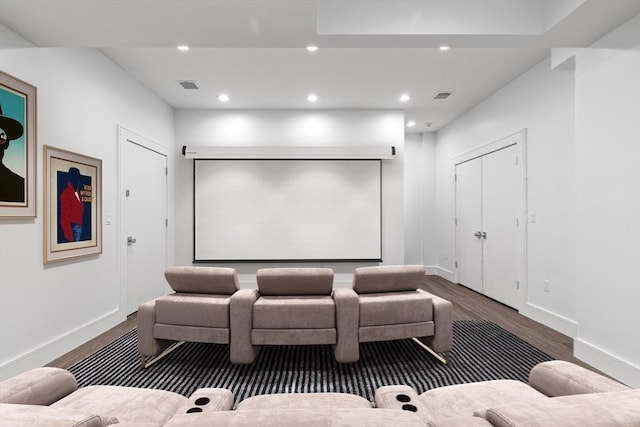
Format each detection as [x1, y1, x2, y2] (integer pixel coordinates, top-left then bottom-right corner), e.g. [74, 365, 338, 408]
[543, 279, 551, 292]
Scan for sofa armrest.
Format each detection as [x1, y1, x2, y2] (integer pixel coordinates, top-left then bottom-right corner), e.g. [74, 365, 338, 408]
[175, 388, 234, 414]
[0, 367, 77, 405]
[332, 288, 360, 363]
[137, 299, 173, 358]
[230, 288, 260, 364]
[528, 360, 630, 397]
[416, 290, 453, 355]
[375, 385, 434, 425]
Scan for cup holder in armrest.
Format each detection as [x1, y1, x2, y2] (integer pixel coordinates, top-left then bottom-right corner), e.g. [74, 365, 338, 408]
[186, 407, 203, 414]
[195, 397, 211, 406]
[396, 394, 411, 403]
[401, 404, 418, 412]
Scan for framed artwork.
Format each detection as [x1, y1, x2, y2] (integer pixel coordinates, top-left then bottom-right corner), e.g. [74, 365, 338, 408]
[0, 69, 37, 217]
[43, 145, 102, 264]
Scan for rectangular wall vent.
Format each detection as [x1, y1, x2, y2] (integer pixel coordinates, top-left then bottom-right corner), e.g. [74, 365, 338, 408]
[434, 92, 452, 99]
[179, 80, 199, 90]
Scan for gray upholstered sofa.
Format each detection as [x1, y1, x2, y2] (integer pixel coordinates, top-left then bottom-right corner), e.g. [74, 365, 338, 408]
[1, 361, 638, 426]
[138, 265, 453, 366]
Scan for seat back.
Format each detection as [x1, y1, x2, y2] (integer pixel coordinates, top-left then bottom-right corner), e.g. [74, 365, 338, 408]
[352, 265, 425, 294]
[164, 266, 239, 295]
[256, 268, 333, 296]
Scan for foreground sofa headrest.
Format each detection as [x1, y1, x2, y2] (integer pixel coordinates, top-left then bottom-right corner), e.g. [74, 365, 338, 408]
[164, 266, 239, 294]
[352, 265, 425, 294]
[528, 360, 630, 397]
[0, 367, 77, 406]
[256, 268, 334, 296]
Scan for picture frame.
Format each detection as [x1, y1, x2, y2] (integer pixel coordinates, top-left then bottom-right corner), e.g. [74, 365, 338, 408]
[0, 69, 37, 217]
[43, 145, 102, 264]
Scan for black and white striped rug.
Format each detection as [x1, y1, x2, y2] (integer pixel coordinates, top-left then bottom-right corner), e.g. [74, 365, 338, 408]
[69, 320, 552, 402]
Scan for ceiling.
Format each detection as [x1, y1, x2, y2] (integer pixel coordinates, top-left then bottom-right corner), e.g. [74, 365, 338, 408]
[1, 0, 639, 133]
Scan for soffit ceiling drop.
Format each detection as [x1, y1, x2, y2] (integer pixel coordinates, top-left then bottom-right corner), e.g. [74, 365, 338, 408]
[0, 0, 638, 132]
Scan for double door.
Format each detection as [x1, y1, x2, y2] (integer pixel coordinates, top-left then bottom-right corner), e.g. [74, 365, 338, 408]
[455, 143, 521, 309]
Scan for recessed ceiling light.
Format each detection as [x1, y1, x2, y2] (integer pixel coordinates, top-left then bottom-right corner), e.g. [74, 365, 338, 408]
[307, 93, 318, 102]
[439, 46, 450, 51]
[218, 94, 230, 102]
[407, 121, 416, 127]
[177, 45, 190, 52]
[306, 45, 318, 52]
[399, 94, 411, 102]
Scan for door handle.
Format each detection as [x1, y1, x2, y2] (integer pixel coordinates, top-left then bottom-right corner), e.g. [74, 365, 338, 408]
[127, 236, 137, 245]
[481, 231, 487, 239]
[474, 231, 483, 238]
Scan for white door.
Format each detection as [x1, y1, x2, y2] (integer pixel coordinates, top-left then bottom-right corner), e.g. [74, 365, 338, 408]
[482, 145, 520, 308]
[455, 158, 483, 293]
[455, 144, 521, 309]
[124, 138, 169, 315]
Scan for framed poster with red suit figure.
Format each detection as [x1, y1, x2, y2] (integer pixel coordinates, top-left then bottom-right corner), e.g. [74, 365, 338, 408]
[43, 145, 102, 264]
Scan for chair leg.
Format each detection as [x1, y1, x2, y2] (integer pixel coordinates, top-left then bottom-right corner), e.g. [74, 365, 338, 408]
[140, 341, 186, 369]
[411, 337, 450, 364]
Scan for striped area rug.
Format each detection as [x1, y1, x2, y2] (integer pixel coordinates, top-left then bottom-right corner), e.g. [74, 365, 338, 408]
[69, 320, 552, 402]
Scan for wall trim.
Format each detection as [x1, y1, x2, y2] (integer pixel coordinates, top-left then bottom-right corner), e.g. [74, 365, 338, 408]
[0, 309, 123, 380]
[519, 302, 577, 337]
[574, 338, 640, 388]
[430, 266, 454, 282]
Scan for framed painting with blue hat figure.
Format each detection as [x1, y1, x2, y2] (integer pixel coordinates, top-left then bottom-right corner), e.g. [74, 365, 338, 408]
[43, 145, 102, 264]
[0, 69, 36, 218]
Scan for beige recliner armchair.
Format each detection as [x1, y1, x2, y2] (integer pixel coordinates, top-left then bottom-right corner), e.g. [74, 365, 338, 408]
[137, 266, 241, 368]
[231, 267, 355, 364]
[335, 265, 453, 363]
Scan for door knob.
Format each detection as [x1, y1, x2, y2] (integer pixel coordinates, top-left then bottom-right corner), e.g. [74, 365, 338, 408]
[474, 231, 483, 238]
[127, 236, 137, 245]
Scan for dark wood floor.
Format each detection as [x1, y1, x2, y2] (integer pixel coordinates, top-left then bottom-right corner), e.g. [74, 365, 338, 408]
[47, 275, 591, 370]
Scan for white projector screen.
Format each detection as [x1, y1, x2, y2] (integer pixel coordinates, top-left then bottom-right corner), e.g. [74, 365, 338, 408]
[194, 159, 382, 262]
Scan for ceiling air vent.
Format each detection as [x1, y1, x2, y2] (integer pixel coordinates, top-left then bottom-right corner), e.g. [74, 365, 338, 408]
[434, 92, 452, 100]
[178, 80, 199, 90]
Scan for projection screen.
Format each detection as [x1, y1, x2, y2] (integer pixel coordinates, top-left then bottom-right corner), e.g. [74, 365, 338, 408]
[193, 159, 382, 262]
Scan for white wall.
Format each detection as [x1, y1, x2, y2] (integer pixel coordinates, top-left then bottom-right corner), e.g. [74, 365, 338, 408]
[573, 15, 640, 387]
[0, 48, 174, 379]
[421, 132, 438, 272]
[404, 133, 423, 265]
[174, 109, 405, 286]
[403, 132, 438, 272]
[435, 57, 577, 335]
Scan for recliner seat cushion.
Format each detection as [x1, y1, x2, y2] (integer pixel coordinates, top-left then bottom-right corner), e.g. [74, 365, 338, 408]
[419, 380, 547, 419]
[256, 268, 333, 296]
[155, 294, 231, 328]
[352, 265, 425, 294]
[235, 392, 372, 411]
[51, 385, 188, 425]
[0, 404, 111, 427]
[253, 296, 335, 329]
[359, 291, 432, 326]
[164, 266, 239, 294]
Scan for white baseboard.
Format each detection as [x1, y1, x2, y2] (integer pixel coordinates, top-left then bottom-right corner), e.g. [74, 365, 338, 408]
[428, 266, 454, 282]
[519, 302, 577, 338]
[574, 338, 640, 388]
[0, 309, 124, 380]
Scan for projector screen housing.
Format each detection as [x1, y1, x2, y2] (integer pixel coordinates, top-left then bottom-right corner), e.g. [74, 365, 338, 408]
[193, 159, 382, 262]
